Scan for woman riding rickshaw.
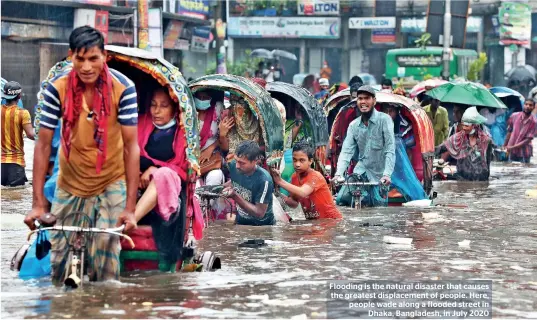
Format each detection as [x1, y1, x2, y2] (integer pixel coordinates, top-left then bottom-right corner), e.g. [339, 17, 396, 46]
[188, 75, 286, 222]
[265, 81, 329, 184]
[189, 74, 284, 167]
[327, 90, 435, 206]
[34, 46, 218, 273]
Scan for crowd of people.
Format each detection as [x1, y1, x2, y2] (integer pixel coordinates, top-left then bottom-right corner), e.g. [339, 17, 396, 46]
[2, 26, 536, 284]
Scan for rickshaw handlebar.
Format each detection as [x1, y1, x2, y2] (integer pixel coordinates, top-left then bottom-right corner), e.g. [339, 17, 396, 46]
[331, 176, 380, 187]
[27, 224, 135, 249]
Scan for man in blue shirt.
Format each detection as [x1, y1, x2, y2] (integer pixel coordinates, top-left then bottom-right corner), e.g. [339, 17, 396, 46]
[334, 85, 396, 207]
[224, 141, 275, 226]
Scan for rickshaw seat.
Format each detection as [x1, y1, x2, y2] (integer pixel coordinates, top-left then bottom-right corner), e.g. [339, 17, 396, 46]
[120, 183, 189, 272]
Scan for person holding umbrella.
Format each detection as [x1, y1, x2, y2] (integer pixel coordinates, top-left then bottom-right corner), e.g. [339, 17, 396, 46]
[436, 107, 493, 181]
[503, 99, 536, 163]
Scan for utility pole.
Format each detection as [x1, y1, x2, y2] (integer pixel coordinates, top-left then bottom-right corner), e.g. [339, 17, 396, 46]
[215, 0, 227, 74]
[442, 0, 451, 80]
[137, 0, 149, 50]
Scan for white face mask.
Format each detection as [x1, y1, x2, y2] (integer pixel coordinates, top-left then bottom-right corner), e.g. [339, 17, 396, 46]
[153, 118, 176, 130]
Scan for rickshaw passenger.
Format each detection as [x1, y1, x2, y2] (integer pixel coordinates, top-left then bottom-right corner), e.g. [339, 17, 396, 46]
[219, 94, 261, 161]
[383, 105, 427, 201]
[134, 88, 190, 223]
[479, 107, 507, 147]
[334, 86, 395, 207]
[282, 106, 313, 184]
[193, 90, 229, 220]
[223, 141, 276, 226]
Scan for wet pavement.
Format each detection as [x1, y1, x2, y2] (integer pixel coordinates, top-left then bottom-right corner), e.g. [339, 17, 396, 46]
[1, 139, 537, 319]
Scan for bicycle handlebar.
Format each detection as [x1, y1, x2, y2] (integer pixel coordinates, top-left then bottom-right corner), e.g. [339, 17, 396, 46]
[27, 225, 135, 249]
[331, 177, 381, 187]
[342, 181, 381, 186]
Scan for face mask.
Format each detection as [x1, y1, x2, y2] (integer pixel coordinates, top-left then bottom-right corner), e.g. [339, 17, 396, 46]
[194, 98, 211, 110]
[154, 118, 176, 130]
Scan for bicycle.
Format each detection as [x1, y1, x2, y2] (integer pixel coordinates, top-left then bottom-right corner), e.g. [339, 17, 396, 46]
[195, 184, 235, 226]
[26, 212, 134, 289]
[332, 174, 389, 210]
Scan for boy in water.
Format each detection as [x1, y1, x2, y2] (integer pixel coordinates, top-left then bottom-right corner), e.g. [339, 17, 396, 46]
[271, 142, 342, 220]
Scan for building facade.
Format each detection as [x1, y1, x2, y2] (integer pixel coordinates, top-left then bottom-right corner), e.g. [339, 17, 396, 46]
[1, 0, 213, 113]
[226, 0, 537, 86]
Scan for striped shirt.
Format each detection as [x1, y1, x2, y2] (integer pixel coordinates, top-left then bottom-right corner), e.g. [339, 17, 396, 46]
[39, 68, 138, 197]
[1, 105, 31, 167]
[39, 69, 138, 129]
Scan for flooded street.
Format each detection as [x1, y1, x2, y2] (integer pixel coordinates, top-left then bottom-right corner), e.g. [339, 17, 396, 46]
[1, 140, 537, 319]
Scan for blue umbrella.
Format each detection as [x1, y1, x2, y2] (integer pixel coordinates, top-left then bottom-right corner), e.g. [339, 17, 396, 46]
[490, 86, 524, 109]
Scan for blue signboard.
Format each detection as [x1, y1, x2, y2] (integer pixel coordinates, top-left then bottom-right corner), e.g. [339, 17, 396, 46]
[179, 0, 209, 20]
[193, 26, 211, 39]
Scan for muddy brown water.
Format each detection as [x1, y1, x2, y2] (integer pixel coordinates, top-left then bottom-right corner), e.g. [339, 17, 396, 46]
[1, 140, 537, 319]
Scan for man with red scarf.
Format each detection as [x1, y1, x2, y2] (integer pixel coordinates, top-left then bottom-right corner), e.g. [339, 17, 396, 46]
[24, 26, 139, 283]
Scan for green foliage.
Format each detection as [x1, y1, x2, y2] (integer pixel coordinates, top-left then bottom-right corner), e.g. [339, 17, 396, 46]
[206, 50, 263, 76]
[182, 60, 197, 74]
[467, 53, 488, 82]
[414, 33, 431, 51]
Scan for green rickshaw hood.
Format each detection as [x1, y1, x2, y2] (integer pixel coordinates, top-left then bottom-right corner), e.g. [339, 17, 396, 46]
[265, 81, 329, 148]
[189, 74, 284, 163]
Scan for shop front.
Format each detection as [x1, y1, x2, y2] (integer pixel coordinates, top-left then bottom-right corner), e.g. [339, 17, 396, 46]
[227, 16, 342, 82]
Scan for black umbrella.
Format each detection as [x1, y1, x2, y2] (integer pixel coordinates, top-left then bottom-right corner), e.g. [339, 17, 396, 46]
[505, 65, 536, 83]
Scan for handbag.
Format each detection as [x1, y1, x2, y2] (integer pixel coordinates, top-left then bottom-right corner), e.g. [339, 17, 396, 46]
[200, 151, 222, 176]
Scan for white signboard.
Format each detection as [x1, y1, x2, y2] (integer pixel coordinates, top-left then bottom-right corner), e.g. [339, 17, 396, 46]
[191, 36, 210, 53]
[297, 0, 339, 16]
[74, 9, 96, 28]
[227, 17, 340, 39]
[148, 8, 163, 58]
[349, 17, 396, 29]
[401, 16, 482, 33]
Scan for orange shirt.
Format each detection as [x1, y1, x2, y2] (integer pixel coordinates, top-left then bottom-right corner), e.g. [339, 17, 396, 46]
[1, 105, 31, 167]
[291, 170, 342, 220]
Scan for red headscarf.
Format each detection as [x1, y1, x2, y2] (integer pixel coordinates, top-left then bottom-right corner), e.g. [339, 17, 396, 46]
[62, 63, 112, 174]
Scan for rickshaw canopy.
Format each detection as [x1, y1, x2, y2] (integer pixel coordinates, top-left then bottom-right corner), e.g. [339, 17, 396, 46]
[35, 45, 201, 174]
[105, 45, 200, 173]
[189, 74, 284, 162]
[265, 82, 329, 148]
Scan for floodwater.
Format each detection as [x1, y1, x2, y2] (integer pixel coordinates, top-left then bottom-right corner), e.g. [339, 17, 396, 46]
[2, 139, 537, 319]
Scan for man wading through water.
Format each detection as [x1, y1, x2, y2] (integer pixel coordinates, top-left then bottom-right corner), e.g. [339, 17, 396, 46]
[334, 85, 395, 207]
[1, 81, 35, 186]
[24, 26, 139, 283]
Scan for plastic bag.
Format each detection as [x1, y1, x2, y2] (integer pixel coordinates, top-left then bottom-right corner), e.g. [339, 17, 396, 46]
[272, 195, 290, 224]
[19, 231, 51, 279]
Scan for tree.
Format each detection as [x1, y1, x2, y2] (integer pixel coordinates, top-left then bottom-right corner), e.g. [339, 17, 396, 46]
[414, 33, 431, 51]
[467, 53, 488, 82]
